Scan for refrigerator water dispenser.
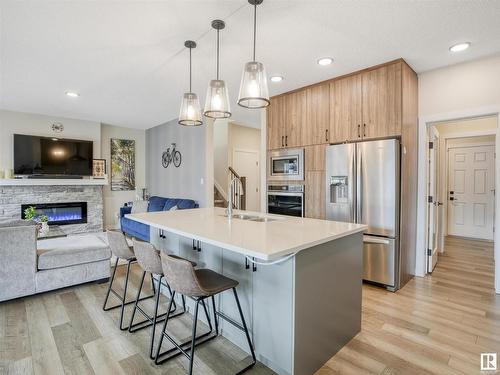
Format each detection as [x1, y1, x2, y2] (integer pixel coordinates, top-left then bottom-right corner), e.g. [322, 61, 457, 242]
[329, 176, 349, 203]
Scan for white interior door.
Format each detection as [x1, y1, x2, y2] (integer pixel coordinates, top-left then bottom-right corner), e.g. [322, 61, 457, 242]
[232, 149, 260, 211]
[448, 145, 495, 240]
[427, 130, 439, 272]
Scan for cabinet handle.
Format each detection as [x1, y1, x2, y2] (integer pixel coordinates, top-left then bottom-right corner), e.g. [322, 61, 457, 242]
[192, 239, 196, 250]
[357, 124, 361, 138]
[363, 123, 366, 137]
[197, 240, 201, 252]
[252, 257, 257, 272]
[325, 129, 329, 142]
[281, 136, 284, 147]
[245, 257, 250, 270]
[285, 135, 288, 147]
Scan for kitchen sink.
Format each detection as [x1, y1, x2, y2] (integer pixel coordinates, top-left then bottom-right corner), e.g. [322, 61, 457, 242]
[220, 213, 280, 222]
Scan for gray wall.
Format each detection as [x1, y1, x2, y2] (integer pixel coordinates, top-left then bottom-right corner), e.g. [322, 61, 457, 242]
[146, 118, 207, 207]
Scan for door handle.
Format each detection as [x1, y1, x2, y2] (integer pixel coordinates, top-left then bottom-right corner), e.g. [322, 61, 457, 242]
[363, 236, 390, 245]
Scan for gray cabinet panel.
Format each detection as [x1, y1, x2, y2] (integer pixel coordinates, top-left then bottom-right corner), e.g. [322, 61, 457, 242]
[253, 257, 294, 375]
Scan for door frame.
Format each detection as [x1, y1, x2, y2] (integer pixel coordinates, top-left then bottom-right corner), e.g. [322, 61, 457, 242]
[416, 106, 500, 294]
[232, 147, 261, 211]
[426, 126, 439, 272]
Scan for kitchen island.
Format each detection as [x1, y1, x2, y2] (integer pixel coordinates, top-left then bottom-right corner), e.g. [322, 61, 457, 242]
[127, 207, 366, 375]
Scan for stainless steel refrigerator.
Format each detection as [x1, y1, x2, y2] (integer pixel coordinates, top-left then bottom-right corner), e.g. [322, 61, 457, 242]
[325, 139, 400, 290]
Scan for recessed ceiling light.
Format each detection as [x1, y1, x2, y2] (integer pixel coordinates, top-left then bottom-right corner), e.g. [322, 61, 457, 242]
[270, 76, 283, 82]
[449, 42, 470, 52]
[317, 57, 333, 66]
[65, 91, 80, 98]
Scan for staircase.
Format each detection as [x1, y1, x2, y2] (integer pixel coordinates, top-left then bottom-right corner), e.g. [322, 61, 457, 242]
[214, 167, 247, 209]
[214, 185, 227, 208]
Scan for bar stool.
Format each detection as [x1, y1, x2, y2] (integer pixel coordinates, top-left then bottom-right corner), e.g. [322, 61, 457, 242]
[130, 239, 198, 359]
[155, 252, 256, 374]
[103, 230, 155, 330]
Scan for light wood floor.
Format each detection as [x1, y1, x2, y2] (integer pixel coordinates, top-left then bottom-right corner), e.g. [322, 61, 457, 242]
[1, 236, 498, 375]
[318, 236, 500, 375]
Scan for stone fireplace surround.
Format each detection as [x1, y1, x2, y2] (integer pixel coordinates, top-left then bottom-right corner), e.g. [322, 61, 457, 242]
[0, 184, 103, 234]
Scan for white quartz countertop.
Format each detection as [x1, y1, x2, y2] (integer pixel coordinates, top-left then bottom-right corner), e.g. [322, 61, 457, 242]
[126, 208, 366, 261]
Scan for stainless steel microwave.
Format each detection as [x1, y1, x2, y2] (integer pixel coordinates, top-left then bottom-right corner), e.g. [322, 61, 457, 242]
[267, 148, 304, 181]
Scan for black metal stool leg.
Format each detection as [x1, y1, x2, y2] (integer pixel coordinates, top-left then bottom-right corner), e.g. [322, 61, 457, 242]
[211, 295, 219, 336]
[188, 299, 200, 375]
[118, 260, 133, 330]
[149, 275, 163, 359]
[128, 270, 146, 332]
[102, 257, 119, 311]
[200, 299, 212, 332]
[155, 291, 176, 364]
[233, 288, 256, 373]
[150, 273, 156, 294]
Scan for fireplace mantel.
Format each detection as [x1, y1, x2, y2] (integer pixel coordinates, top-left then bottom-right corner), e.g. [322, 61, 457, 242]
[0, 178, 108, 186]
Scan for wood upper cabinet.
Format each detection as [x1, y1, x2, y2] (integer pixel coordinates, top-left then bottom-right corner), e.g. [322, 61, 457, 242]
[305, 84, 330, 145]
[267, 95, 286, 150]
[361, 63, 402, 139]
[330, 74, 363, 143]
[284, 90, 306, 148]
[305, 144, 326, 172]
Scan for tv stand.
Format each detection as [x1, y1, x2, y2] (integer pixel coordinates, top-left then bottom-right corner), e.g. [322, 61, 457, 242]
[28, 175, 84, 179]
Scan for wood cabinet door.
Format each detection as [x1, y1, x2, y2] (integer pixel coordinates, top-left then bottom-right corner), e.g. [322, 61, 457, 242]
[306, 84, 330, 145]
[361, 63, 402, 139]
[305, 170, 325, 219]
[330, 74, 362, 143]
[284, 90, 306, 148]
[304, 144, 326, 172]
[267, 95, 286, 150]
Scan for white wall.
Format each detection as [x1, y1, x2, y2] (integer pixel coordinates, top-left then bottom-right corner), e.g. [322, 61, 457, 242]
[417, 54, 500, 293]
[0, 110, 101, 171]
[146, 118, 207, 207]
[213, 119, 229, 196]
[101, 123, 146, 229]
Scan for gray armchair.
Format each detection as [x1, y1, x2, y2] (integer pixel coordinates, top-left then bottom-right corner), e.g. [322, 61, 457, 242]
[0, 220, 37, 301]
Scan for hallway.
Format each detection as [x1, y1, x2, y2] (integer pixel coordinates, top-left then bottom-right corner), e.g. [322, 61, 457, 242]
[319, 236, 499, 374]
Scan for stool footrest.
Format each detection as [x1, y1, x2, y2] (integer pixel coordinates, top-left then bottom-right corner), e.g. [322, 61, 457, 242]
[216, 311, 246, 333]
[155, 330, 218, 365]
[103, 288, 155, 311]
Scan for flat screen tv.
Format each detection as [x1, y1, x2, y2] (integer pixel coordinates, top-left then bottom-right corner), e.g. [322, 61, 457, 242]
[13, 134, 93, 176]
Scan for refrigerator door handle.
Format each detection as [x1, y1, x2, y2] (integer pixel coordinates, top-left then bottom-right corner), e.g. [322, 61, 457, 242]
[356, 149, 362, 223]
[363, 236, 390, 245]
[351, 149, 356, 222]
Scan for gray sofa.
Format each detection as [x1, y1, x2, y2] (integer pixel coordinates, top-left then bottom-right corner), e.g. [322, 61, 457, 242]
[0, 220, 111, 302]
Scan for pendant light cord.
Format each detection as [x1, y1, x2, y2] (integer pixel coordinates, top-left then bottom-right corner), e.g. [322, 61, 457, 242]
[253, 3, 257, 61]
[216, 29, 220, 80]
[189, 47, 192, 93]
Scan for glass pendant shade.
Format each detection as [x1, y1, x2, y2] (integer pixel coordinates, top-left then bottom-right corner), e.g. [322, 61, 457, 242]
[178, 92, 203, 126]
[204, 79, 231, 119]
[237, 61, 270, 109]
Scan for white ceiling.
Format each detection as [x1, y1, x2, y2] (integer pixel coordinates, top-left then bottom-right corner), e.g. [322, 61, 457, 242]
[1, 0, 500, 130]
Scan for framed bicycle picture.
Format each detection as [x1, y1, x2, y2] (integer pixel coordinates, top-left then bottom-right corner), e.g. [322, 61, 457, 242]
[92, 159, 107, 178]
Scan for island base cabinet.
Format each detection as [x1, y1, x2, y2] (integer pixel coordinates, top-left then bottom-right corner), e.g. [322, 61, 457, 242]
[152, 230, 363, 375]
[252, 256, 294, 375]
[293, 232, 363, 375]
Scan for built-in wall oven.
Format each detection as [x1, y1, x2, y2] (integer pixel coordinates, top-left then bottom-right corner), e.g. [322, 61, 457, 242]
[268, 148, 304, 181]
[267, 184, 304, 217]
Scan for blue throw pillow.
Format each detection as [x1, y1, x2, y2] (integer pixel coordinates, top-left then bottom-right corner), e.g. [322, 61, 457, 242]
[148, 196, 168, 212]
[163, 198, 179, 211]
[177, 199, 197, 209]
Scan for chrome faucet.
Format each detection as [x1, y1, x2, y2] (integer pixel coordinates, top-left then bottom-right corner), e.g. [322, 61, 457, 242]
[226, 176, 243, 218]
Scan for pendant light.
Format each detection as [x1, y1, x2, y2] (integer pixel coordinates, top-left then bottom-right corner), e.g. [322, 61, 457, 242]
[237, 0, 270, 109]
[204, 20, 231, 119]
[178, 40, 203, 126]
